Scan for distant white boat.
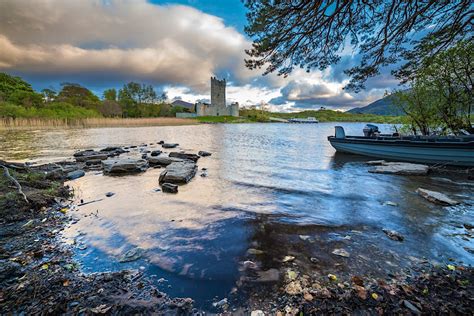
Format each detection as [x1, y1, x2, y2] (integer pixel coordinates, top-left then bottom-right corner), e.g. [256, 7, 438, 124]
[287, 117, 319, 123]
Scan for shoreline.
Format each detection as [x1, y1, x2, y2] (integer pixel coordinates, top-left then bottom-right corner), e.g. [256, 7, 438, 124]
[1, 148, 472, 314]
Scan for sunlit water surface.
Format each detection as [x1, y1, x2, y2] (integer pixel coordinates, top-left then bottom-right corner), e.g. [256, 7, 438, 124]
[1, 123, 473, 309]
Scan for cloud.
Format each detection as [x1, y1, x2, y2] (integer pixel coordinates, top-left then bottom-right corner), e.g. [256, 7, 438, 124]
[0, 0, 255, 92]
[0, 0, 399, 110]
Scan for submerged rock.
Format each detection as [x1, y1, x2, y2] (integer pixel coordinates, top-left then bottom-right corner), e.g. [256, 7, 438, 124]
[169, 152, 200, 162]
[369, 162, 429, 175]
[162, 183, 178, 193]
[102, 158, 148, 174]
[162, 143, 179, 149]
[119, 247, 144, 263]
[147, 156, 186, 167]
[383, 229, 404, 241]
[198, 151, 212, 157]
[67, 170, 85, 180]
[416, 188, 459, 205]
[159, 161, 197, 184]
[332, 248, 350, 257]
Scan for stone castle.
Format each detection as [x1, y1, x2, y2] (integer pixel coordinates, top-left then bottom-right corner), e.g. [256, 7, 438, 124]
[196, 77, 239, 117]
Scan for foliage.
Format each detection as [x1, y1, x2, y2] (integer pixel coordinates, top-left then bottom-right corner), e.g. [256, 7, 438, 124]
[7, 90, 43, 108]
[0, 73, 34, 101]
[97, 100, 122, 117]
[57, 83, 101, 109]
[393, 41, 473, 135]
[103, 88, 117, 101]
[118, 82, 158, 104]
[244, 1, 473, 91]
[0, 102, 100, 119]
[41, 88, 57, 102]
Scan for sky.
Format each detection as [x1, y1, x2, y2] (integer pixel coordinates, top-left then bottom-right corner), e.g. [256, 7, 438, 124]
[0, 0, 400, 111]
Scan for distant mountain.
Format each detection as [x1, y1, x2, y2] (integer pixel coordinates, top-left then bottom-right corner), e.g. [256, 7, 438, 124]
[347, 94, 405, 116]
[172, 100, 195, 111]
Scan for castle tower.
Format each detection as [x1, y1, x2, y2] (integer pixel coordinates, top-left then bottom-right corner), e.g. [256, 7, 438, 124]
[211, 77, 226, 115]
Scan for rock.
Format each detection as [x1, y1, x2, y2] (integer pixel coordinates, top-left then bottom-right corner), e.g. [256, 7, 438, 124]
[251, 310, 265, 316]
[247, 248, 264, 255]
[299, 235, 311, 241]
[102, 158, 148, 174]
[403, 300, 421, 315]
[159, 161, 197, 184]
[162, 143, 179, 149]
[105, 192, 115, 197]
[148, 156, 186, 167]
[212, 298, 227, 308]
[383, 201, 398, 206]
[369, 162, 429, 175]
[286, 270, 297, 280]
[141, 154, 148, 159]
[416, 188, 459, 205]
[282, 255, 295, 262]
[285, 281, 303, 295]
[85, 159, 103, 166]
[169, 152, 200, 162]
[150, 150, 162, 157]
[200, 172, 208, 177]
[119, 247, 144, 263]
[162, 183, 178, 193]
[464, 223, 474, 230]
[241, 260, 258, 271]
[74, 150, 108, 162]
[304, 292, 314, 301]
[366, 160, 386, 165]
[157, 140, 165, 145]
[383, 229, 404, 241]
[332, 248, 350, 257]
[198, 151, 212, 157]
[255, 269, 279, 282]
[67, 170, 85, 180]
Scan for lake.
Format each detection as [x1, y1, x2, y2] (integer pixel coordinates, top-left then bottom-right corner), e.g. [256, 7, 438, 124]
[1, 122, 472, 310]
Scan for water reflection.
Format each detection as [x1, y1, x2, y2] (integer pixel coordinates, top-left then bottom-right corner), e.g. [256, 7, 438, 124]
[1, 123, 472, 309]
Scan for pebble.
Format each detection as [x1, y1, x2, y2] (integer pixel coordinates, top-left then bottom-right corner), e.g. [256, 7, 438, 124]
[403, 300, 421, 314]
[105, 192, 115, 197]
[332, 248, 350, 257]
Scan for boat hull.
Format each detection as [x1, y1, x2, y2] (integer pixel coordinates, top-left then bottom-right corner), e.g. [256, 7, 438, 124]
[328, 137, 474, 167]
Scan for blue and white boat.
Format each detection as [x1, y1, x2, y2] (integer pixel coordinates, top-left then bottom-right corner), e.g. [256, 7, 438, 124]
[328, 125, 474, 167]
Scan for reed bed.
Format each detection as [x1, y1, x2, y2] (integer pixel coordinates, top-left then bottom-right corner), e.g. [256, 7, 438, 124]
[0, 117, 198, 129]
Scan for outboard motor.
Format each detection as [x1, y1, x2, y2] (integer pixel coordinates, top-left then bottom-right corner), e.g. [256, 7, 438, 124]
[363, 124, 379, 137]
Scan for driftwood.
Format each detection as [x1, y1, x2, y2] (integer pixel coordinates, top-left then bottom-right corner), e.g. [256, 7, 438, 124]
[1, 165, 29, 203]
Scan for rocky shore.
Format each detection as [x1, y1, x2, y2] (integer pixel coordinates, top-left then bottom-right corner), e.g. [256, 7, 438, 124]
[1, 147, 473, 314]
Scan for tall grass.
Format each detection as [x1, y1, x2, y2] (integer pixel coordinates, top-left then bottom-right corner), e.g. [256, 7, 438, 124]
[0, 117, 198, 129]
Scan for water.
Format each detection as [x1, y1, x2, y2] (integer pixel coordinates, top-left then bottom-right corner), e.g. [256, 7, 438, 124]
[1, 123, 473, 309]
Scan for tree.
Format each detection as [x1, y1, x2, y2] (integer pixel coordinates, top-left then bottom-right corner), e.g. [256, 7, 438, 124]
[118, 82, 157, 104]
[0, 72, 35, 101]
[393, 41, 473, 135]
[244, 1, 473, 91]
[103, 88, 117, 101]
[57, 83, 100, 109]
[97, 100, 123, 117]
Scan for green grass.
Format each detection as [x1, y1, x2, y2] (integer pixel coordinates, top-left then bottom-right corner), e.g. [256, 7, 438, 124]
[197, 116, 255, 123]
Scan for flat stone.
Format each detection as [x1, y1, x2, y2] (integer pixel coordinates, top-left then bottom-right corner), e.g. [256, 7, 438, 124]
[74, 150, 108, 162]
[147, 156, 186, 166]
[67, 170, 85, 180]
[198, 151, 212, 157]
[162, 183, 178, 193]
[383, 229, 404, 241]
[150, 150, 162, 157]
[332, 248, 350, 257]
[159, 161, 197, 184]
[162, 143, 179, 148]
[366, 160, 386, 165]
[416, 188, 459, 205]
[169, 152, 200, 162]
[119, 248, 144, 263]
[102, 158, 148, 174]
[369, 162, 429, 175]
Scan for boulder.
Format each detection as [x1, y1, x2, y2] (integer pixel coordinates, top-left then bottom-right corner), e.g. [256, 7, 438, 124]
[162, 183, 178, 193]
[198, 151, 212, 157]
[150, 150, 162, 157]
[102, 158, 148, 174]
[67, 170, 85, 180]
[369, 162, 429, 175]
[159, 161, 197, 184]
[148, 156, 187, 167]
[169, 152, 200, 162]
[162, 143, 179, 149]
[416, 188, 459, 205]
[74, 150, 108, 162]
